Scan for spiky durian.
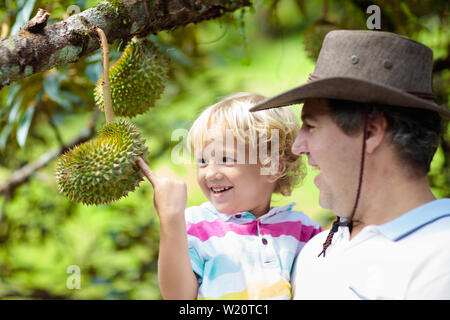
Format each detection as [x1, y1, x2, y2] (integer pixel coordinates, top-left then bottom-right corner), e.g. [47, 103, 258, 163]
[94, 38, 169, 118]
[55, 119, 148, 205]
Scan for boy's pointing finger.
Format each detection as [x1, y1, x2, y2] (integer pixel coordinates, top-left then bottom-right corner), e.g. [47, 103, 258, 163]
[136, 157, 156, 186]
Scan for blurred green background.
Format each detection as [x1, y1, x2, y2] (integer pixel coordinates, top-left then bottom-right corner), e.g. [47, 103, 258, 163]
[0, 0, 448, 299]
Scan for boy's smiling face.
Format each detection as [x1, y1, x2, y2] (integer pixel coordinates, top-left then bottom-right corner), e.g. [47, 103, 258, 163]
[195, 139, 278, 218]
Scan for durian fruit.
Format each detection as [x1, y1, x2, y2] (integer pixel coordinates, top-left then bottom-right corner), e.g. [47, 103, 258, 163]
[94, 38, 169, 118]
[55, 119, 148, 205]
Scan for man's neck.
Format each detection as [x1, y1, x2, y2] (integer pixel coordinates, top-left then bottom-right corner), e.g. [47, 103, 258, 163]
[349, 173, 436, 239]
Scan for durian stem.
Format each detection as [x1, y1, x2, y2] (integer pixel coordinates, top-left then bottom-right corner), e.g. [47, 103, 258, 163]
[96, 27, 115, 124]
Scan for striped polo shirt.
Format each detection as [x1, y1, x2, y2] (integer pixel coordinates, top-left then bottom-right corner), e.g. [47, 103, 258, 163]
[186, 201, 322, 300]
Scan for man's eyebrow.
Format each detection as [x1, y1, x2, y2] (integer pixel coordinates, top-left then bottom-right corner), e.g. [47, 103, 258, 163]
[301, 113, 316, 122]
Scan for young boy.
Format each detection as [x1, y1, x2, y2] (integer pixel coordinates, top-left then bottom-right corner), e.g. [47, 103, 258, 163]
[140, 93, 322, 299]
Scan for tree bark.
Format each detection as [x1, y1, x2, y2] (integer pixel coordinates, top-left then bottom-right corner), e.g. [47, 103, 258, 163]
[0, 0, 251, 89]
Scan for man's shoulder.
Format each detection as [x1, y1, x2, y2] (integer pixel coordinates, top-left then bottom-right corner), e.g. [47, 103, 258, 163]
[378, 198, 450, 242]
[410, 214, 450, 241]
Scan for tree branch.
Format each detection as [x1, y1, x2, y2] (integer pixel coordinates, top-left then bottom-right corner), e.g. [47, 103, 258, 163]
[21, 8, 50, 34]
[0, 0, 252, 89]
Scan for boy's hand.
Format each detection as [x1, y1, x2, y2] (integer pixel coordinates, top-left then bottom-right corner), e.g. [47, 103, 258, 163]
[137, 157, 198, 299]
[136, 157, 187, 222]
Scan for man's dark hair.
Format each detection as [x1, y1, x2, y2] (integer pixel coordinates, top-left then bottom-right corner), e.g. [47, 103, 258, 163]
[327, 99, 442, 176]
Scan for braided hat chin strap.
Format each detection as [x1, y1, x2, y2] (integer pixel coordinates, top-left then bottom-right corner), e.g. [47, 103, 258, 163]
[318, 105, 370, 257]
[318, 217, 352, 257]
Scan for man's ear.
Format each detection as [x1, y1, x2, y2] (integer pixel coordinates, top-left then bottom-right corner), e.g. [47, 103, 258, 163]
[365, 113, 388, 154]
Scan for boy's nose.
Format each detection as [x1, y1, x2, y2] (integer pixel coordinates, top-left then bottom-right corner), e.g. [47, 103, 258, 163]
[291, 131, 308, 155]
[205, 163, 224, 180]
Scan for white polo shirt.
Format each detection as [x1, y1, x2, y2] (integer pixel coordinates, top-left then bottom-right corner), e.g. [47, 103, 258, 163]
[292, 199, 450, 299]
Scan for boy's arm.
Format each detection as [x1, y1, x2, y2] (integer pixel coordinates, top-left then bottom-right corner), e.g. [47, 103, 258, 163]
[158, 212, 198, 299]
[137, 158, 198, 299]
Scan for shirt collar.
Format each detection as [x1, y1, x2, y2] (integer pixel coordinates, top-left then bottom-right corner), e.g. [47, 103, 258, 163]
[377, 198, 450, 241]
[201, 201, 296, 222]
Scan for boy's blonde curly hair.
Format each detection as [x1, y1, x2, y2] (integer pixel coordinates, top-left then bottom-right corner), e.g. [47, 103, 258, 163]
[187, 92, 305, 196]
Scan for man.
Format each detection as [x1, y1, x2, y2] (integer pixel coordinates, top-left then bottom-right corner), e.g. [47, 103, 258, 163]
[250, 30, 450, 299]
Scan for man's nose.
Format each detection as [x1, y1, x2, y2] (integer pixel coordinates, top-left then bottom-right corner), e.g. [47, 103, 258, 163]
[291, 131, 308, 155]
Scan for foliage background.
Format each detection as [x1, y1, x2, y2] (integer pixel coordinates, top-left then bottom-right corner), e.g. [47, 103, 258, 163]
[0, 0, 448, 299]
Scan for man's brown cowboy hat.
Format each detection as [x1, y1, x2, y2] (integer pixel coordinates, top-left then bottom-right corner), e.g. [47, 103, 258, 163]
[250, 30, 450, 118]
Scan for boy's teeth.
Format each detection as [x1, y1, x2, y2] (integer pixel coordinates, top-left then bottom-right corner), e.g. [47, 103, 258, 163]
[212, 186, 232, 193]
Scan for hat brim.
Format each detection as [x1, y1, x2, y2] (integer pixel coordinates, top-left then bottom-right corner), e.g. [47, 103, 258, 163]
[250, 77, 450, 119]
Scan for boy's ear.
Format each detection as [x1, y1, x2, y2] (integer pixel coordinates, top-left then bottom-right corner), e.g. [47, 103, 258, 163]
[266, 174, 279, 184]
[264, 160, 285, 183]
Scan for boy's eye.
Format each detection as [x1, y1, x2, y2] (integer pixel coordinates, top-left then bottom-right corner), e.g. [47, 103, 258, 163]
[197, 158, 207, 166]
[222, 157, 235, 164]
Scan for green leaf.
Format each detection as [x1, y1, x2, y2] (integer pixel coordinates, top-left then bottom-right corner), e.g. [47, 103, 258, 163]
[44, 74, 72, 111]
[8, 94, 23, 123]
[16, 106, 35, 148]
[6, 84, 21, 106]
[10, 0, 37, 35]
[0, 123, 13, 149]
[60, 90, 85, 108]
